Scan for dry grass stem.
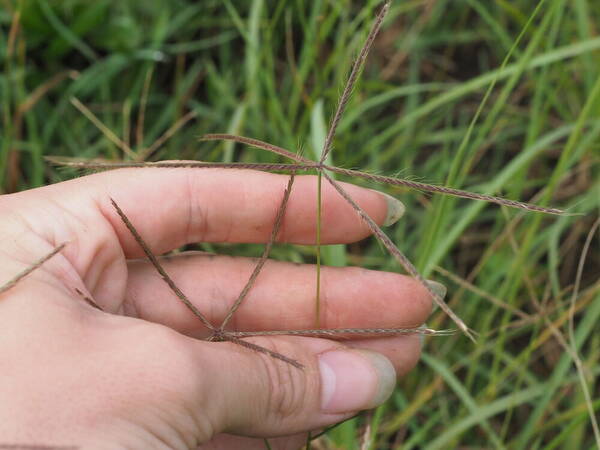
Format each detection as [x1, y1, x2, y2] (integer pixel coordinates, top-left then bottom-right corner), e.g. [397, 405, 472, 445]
[109, 196, 306, 367]
[359, 410, 374, 450]
[434, 266, 530, 320]
[322, 172, 475, 340]
[218, 333, 304, 369]
[228, 327, 454, 338]
[47, 157, 311, 172]
[110, 182, 447, 369]
[49, 0, 566, 351]
[137, 110, 198, 161]
[219, 174, 296, 330]
[109, 198, 215, 331]
[200, 134, 566, 215]
[6, 7, 20, 58]
[319, 0, 390, 164]
[73, 287, 104, 311]
[136, 67, 154, 150]
[69, 97, 136, 159]
[500, 217, 600, 447]
[48, 156, 566, 215]
[18, 71, 79, 116]
[0, 243, 66, 296]
[202, 134, 314, 164]
[567, 217, 600, 446]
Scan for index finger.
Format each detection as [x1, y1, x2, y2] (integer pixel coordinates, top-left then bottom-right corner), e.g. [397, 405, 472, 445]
[33, 167, 403, 257]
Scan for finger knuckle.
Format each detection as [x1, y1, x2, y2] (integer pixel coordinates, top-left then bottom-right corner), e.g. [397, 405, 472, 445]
[256, 339, 309, 423]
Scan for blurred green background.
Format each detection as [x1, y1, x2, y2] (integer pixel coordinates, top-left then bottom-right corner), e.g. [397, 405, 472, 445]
[1, 0, 599, 448]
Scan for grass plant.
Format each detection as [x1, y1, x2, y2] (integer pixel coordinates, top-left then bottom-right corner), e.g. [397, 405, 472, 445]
[1, 0, 599, 448]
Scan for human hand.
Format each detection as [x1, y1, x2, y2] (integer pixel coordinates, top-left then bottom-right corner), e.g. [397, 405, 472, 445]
[0, 168, 433, 449]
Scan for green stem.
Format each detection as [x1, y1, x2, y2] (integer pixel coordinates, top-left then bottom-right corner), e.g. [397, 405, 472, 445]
[315, 170, 322, 328]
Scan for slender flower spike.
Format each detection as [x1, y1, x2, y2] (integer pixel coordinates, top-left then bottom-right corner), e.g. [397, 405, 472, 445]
[47, 0, 567, 356]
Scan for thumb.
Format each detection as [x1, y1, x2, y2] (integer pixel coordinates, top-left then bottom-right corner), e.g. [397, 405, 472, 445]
[199, 336, 396, 437]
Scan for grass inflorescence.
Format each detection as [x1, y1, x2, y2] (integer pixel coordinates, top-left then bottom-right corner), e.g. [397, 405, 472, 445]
[1, 0, 599, 448]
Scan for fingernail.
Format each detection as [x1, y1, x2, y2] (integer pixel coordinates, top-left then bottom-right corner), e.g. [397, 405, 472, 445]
[319, 349, 396, 414]
[426, 280, 447, 312]
[373, 191, 405, 226]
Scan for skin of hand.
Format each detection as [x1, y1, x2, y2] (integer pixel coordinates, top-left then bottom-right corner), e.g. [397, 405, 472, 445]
[0, 168, 432, 449]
